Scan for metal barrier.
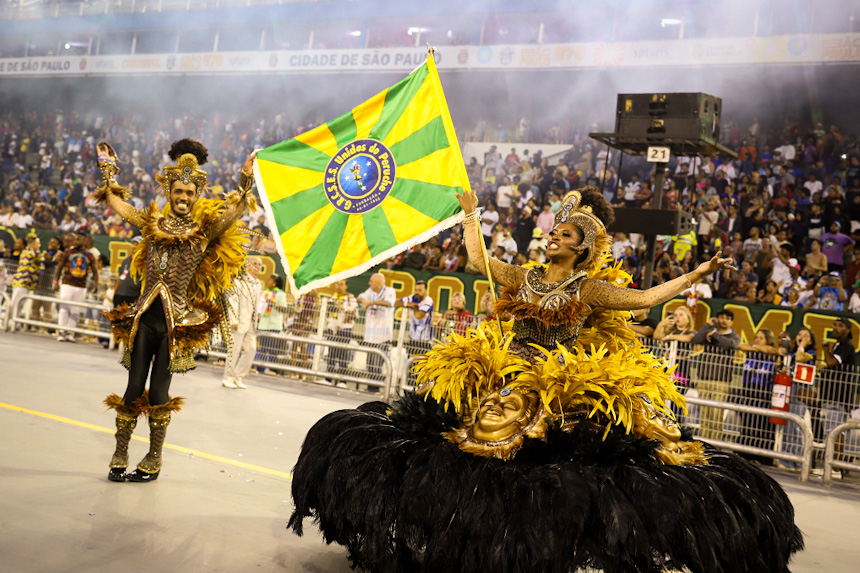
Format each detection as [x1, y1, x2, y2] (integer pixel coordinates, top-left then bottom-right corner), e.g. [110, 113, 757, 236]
[208, 332, 396, 402]
[823, 421, 860, 486]
[0, 290, 9, 331]
[686, 396, 814, 482]
[4, 289, 855, 485]
[10, 292, 111, 340]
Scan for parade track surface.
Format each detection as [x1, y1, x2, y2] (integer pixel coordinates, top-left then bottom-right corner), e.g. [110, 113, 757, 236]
[1, 331, 859, 572]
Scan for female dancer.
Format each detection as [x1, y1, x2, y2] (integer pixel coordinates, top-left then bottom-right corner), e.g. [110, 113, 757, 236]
[289, 187, 803, 573]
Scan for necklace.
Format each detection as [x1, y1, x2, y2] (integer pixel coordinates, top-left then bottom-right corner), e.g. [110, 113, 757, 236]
[159, 214, 197, 235]
[525, 266, 586, 296]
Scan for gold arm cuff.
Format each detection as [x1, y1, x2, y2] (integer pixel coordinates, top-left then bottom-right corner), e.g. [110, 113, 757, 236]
[238, 171, 254, 194]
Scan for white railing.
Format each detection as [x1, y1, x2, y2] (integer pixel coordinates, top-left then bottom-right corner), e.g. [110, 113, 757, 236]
[823, 421, 860, 486]
[9, 292, 111, 339]
[5, 290, 859, 484]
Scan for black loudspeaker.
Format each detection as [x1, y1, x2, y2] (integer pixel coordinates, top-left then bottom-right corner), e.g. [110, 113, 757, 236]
[615, 93, 721, 143]
[608, 207, 694, 236]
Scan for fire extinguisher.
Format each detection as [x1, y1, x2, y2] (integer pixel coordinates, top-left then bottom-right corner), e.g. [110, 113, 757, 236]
[769, 365, 792, 425]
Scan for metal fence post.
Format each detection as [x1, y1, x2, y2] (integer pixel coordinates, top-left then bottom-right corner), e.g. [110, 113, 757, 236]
[394, 307, 409, 394]
[311, 296, 329, 377]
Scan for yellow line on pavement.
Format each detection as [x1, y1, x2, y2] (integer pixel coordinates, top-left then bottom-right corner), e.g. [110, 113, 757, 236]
[0, 401, 292, 480]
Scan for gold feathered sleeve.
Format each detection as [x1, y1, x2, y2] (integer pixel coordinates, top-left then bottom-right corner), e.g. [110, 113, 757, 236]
[205, 171, 258, 241]
[92, 183, 144, 228]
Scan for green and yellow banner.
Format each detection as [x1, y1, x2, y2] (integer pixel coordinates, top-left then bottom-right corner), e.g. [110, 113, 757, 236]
[252, 53, 468, 295]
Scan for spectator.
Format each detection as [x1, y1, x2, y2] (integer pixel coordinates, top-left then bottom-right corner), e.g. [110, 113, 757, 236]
[728, 271, 756, 302]
[736, 328, 779, 459]
[424, 245, 444, 272]
[803, 238, 828, 277]
[52, 231, 98, 342]
[742, 227, 763, 262]
[819, 221, 854, 272]
[437, 291, 473, 339]
[395, 279, 434, 358]
[357, 272, 395, 383]
[402, 245, 427, 270]
[778, 258, 806, 297]
[757, 279, 782, 305]
[654, 305, 696, 389]
[810, 272, 847, 311]
[9, 232, 44, 327]
[323, 279, 358, 383]
[848, 278, 860, 313]
[752, 237, 775, 288]
[113, 237, 142, 308]
[495, 176, 517, 210]
[611, 232, 633, 260]
[692, 309, 741, 440]
[498, 226, 518, 263]
[536, 203, 555, 235]
[221, 258, 264, 390]
[629, 308, 658, 339]
[480, 202, 499, 248]
[816, 317, 857, 478]
[513, 205, 534, 251]
[256, 274, 288, 375]
[290, 290, 319, 377]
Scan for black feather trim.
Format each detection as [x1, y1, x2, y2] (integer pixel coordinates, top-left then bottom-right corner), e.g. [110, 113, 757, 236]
[289, 392, 803, 573]
[168, 138, 208, 165]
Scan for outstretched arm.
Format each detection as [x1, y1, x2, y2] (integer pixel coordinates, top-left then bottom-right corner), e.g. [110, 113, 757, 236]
[581, 252, 736, 310]
[206, 151, 258, 240]
[94, 142, 144, 228]
[455, 190, 525, 288]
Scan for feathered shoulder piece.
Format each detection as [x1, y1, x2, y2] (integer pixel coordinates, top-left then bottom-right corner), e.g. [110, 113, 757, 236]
[131, 199, 246, 301]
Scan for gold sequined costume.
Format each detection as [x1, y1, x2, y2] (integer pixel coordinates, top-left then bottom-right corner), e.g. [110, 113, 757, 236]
[95, 139, 254, 483]
[288, 187, 802, 573]
[96, 149, 252, 373]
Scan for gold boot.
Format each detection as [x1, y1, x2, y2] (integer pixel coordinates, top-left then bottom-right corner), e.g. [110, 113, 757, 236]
[104, 393, 146, 482]
[127, 396, 184, 482]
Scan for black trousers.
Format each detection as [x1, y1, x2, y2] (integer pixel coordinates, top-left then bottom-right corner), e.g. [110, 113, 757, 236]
[123, 302, 172, 407]
[361, 341, 389, 381]
[324, 328, 353, 375]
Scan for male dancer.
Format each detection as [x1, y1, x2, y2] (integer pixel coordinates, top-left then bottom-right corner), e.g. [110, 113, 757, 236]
[96, 139, 256, 482]
[53, 231, 98, 342]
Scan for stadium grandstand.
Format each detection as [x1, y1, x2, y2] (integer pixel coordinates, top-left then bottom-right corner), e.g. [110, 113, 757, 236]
[1, 1, 860, 572]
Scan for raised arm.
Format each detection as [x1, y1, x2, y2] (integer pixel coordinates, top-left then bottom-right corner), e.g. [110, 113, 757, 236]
[94, 142, 144, 228]
[206, 152, 258, 240]
[580, 251, 736, 311]
[454, 190, 525, 288]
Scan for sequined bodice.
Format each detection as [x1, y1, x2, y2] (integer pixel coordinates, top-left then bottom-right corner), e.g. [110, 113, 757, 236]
[509, 267, 588, 359]
[139, 217, 207, 317]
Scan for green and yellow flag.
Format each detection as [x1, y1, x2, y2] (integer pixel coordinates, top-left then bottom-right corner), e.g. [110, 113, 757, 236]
[253, 53, 469, 295]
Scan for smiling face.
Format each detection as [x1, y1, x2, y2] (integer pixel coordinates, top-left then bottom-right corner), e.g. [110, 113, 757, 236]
[169, 181, 198, 217]
[546, 222, 583, 263]
[472, 388, 539, 442]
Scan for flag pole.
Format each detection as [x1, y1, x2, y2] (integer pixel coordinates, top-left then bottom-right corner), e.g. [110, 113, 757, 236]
[426, 44, 502, 330]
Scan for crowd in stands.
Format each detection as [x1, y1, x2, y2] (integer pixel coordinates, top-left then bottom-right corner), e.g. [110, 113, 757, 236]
[2, 107, 860, 313]
[2, 105, 858, 472]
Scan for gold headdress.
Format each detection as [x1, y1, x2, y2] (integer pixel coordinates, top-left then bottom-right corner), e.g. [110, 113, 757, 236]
[25, 229, 39, 244]
[155, 153, 209, 196]
[554, 190, 607, 271]
[154, 139, 210, 197]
